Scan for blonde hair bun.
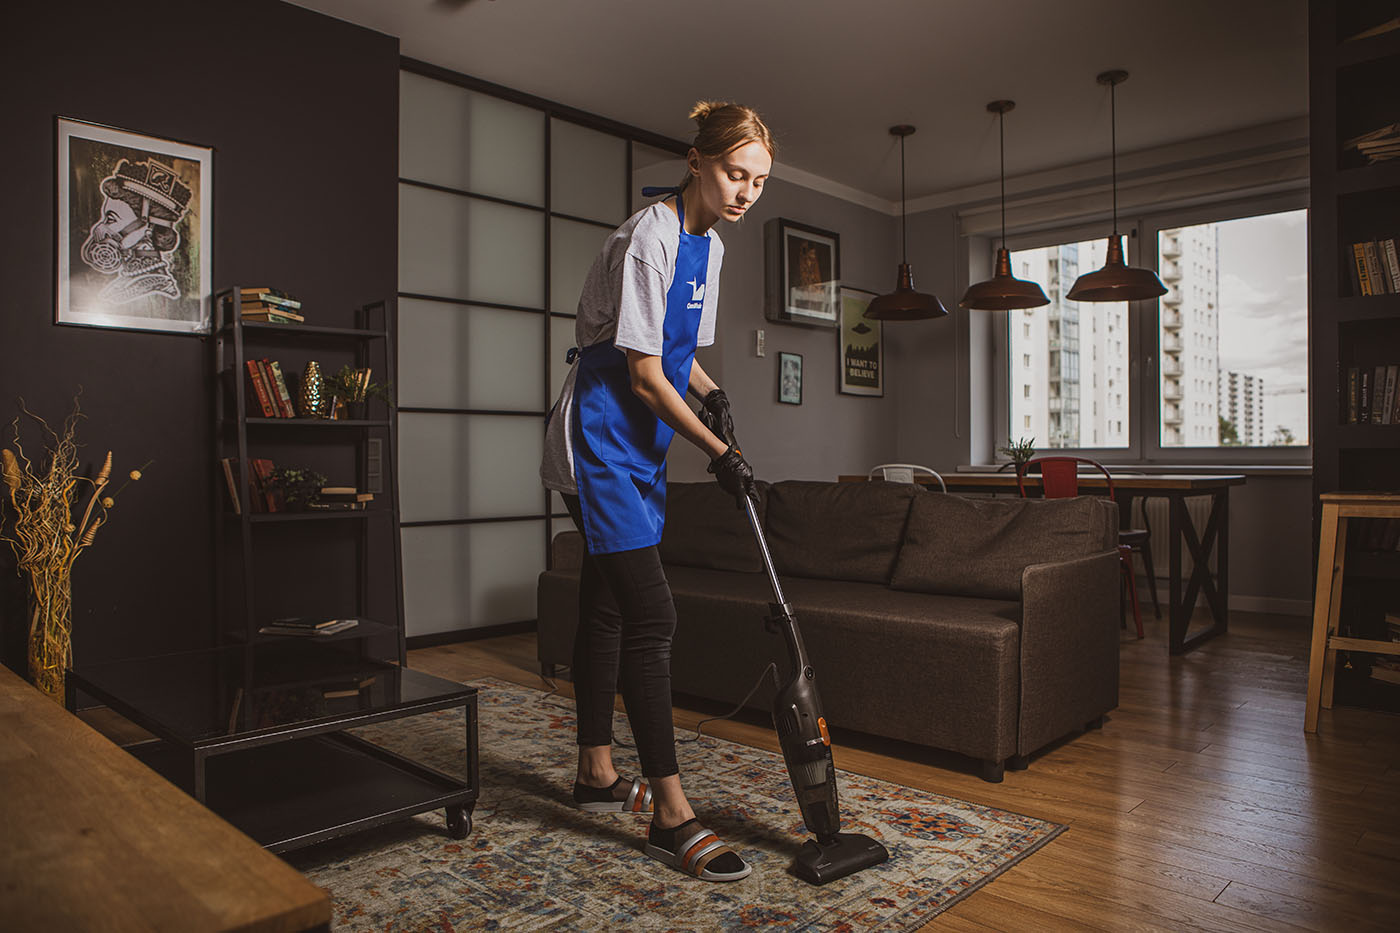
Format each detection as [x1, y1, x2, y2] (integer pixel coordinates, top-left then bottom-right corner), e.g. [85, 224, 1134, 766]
[685, 100, 777, 161]
[689, 100, 732, 126]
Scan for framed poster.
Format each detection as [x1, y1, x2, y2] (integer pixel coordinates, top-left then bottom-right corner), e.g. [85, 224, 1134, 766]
[764, 218, 840, 327]
[56, 117, 213, 335]
[839, 286, 883, 397]
[778, 351, 803, 405]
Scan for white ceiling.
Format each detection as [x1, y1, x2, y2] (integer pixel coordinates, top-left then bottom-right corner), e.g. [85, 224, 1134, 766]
[289, 0, 1308, 205]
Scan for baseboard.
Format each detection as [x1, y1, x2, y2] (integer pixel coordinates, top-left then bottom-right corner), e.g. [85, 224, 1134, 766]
[405, 619, 536, 649]
[1136, 582, 1309, 618]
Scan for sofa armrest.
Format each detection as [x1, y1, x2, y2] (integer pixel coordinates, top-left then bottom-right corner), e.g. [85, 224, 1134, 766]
[1016, 549, 1120, 756]
[551, 530, 584, 570]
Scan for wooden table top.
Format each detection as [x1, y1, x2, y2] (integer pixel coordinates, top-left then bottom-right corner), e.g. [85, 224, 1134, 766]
[840, 472, 1247, 491]
[0, 664, 331, 932]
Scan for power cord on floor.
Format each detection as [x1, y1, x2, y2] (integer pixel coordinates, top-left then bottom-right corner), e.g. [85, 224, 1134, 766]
[538, 661, 778, 748]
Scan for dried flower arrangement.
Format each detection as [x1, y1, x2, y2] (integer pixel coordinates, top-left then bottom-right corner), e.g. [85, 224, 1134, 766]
[0, 396, 151, 701]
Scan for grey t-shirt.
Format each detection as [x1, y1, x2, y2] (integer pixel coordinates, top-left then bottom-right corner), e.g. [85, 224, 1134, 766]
[540, 201, 723, 494]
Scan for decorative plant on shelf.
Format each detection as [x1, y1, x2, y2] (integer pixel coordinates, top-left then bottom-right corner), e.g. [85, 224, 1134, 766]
[323, 364, 392, 419]
[0, 396, 151, 702]
[267, 466, 327, 511]
[997, 436, 1036, 472]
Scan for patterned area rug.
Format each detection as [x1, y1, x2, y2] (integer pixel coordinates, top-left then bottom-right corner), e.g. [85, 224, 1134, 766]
[287, 677, 1065, 931]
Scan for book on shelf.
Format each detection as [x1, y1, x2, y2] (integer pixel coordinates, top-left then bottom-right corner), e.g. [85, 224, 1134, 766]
[240, 286, 299, 302]
[244, 360, 278, 417]
[1343, 17, 1400, 42]
[1349, 239, 1400, 295]
[249, 457, 277, 512]
[267, 359, 297, 417]
[1343, 122, 1400, 164]
[1347, 366, 1359, 424]
[1385, 239, 1400, 293]
[1383, 365, 1399, 426]
[220, 458, 242, 514]
[318, 486, 374, 503]
[1359, 368, 1371, 424]
[267, 617, 347, 630]
[258, 618, 359, 636]
[322, 675, 377, 699]
[242, 308, 306, 323]
[240, 292, 302, 311]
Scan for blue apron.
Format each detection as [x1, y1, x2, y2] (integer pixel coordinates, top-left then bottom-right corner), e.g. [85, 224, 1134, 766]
[571, 196, 711, 554]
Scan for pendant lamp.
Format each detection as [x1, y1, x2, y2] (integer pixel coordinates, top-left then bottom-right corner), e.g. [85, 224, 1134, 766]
[1066, 70, 1166, 303]
[865, 125, 948, 321]
[960, 101, 1049, 310]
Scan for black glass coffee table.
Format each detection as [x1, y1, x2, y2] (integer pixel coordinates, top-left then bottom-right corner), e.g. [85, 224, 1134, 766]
[67, 641, 479, 853]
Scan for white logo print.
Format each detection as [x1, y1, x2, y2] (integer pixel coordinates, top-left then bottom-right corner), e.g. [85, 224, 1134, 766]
[687, 278, 705, 302]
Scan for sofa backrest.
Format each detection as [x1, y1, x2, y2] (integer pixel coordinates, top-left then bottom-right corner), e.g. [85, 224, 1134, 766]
[890, 493, 1118, 600]
[659, 481, 769, 572]
[763, 480, 919, 584]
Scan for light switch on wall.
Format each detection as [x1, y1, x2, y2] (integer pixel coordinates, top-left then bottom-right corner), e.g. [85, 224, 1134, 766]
[756, 329, 765, 357]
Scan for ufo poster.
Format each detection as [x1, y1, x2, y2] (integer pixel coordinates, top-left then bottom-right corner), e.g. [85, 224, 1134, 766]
[839, 286, 883, 397]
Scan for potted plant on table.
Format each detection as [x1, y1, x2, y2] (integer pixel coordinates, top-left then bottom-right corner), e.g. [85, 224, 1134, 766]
[997, 436, 1036, 473]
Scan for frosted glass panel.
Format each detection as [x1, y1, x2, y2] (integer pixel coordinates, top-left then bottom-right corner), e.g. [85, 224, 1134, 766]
[398, 413, 544, 522]
[549, 314, 577, 402]
[400, 184, 544, 307]
[400, 71, 545, 207]
[551, 118, 627, 225]
[550, 491, 571, 516]
[632, 142, 687, 214]
[550, 218, 611, 315]
[402, 521, 544, 636]
[399, 298, 544, 411]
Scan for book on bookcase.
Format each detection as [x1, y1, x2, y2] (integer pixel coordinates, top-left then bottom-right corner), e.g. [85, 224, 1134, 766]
[266, 359, 297, 417]
[219, 458, 242, 514]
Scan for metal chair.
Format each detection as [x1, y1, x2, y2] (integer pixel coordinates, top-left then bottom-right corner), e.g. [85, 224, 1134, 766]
[1016, 456, 1145, 639]
[868, 463, 946, 492]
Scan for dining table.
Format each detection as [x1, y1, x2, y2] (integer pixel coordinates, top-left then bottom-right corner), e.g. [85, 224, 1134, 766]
[839, 471, 1247, 654]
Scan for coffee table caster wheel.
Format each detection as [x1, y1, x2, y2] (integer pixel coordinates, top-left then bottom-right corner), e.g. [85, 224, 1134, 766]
[446, 805, 471, 839]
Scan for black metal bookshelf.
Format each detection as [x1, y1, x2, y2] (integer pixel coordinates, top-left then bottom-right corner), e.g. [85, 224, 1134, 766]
[212, 286, 406, 664]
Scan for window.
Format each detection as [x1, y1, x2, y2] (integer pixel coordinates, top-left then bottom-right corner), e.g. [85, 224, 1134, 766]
[995, 194, 1308, 464]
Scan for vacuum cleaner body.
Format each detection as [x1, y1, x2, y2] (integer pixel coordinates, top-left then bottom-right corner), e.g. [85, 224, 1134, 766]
[741, 494, 890, 884]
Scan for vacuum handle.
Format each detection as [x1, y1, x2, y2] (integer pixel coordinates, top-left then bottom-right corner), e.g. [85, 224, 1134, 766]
[743, 492, 788, 608]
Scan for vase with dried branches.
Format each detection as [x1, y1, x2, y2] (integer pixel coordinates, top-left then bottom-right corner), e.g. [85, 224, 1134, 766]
[0, 397, 150, 702]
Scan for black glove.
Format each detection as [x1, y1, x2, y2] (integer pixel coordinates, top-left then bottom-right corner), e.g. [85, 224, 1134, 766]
[708, 444, 754, 505]
[698, 389, 734, 445]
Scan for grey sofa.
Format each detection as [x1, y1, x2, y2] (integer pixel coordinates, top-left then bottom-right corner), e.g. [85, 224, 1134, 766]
[536, 479, 1121, 781]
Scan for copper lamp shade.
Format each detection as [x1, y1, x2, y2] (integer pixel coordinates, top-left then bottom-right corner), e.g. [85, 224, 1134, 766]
[1065, 233, 1165, 302]
[962, 247, 1050, 310]
[866, 125, 948, 321]
[960, 100, 1049, 311]
[1068, 71, 1166, 303]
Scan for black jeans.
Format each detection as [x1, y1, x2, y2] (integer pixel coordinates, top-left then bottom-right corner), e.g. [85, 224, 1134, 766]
[563, 494, 679, 778]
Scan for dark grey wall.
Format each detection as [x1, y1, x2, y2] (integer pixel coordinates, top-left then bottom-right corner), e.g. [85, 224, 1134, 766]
[0, 1, 399, 671]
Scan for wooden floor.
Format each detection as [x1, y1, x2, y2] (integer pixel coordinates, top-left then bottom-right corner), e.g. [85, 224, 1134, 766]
[410, 609, 1400, 932]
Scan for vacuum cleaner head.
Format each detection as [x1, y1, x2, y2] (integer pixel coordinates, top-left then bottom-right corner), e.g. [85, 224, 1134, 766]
[791, 832, 890, 885]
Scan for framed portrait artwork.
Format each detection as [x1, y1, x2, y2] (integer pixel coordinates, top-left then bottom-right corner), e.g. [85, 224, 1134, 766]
[56, 117, 213, 335]
[764, 218, 840, 327]
[777, 351, 803, 405]
[838, 286, 883, 397]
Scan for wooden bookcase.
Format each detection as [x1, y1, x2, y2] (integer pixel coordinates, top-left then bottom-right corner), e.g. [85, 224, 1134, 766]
[211, 287, 406, 664]
[1308, 0, 1400, 710]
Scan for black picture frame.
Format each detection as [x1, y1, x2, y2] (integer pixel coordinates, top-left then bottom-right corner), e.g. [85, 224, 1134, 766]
[838, 286, 884, 397]
[764, 218, 840, 327]
[778, 351, 803, 405]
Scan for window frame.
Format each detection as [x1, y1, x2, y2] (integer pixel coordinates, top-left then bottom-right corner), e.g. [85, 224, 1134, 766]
[990, 189, 1310, 467]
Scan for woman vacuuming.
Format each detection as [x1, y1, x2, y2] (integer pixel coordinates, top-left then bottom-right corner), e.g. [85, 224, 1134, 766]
[540, 101, 774, 882]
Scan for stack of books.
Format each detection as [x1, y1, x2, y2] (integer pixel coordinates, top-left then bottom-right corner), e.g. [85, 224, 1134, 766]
[1344, 123, 1400, 166]
[241, 287, 305, 323]
[1344, 363, 1400, 424]
[245, 358, 298, 418]
[309, 486, 375, 511]
[258, 617, 360, 637]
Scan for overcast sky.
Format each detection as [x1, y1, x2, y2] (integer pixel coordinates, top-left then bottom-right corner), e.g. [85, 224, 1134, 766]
[1213, 208, 1309, 442]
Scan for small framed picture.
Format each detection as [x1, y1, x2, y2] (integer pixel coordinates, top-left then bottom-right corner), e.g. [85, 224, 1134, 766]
[765, 218, 840, 327]
[778, 352, 803, 405]
[56, 117, 213, 335]
[839, 286, 883, 397]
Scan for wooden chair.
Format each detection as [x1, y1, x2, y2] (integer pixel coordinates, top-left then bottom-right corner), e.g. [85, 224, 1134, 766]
[868, 463, 946, 492]
[1016, 456, 1145, 639]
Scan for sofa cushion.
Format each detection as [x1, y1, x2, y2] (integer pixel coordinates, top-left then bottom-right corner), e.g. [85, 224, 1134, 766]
[890, 494, 1118, 600]
[763, 480, 918, 584]
[659, 481, 768, 573]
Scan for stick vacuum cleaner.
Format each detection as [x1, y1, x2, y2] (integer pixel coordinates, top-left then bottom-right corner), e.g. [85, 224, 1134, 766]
[737, 486, 890, 884]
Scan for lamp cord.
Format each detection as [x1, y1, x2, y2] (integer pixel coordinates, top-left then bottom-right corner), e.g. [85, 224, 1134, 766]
[999, 110, 1006, 251]
[1110, 78, 1118, 236]
[899, 134, 908, 264]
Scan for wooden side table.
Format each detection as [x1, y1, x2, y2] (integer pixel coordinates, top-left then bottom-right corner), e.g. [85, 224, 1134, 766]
[1304, 492, 1400, 732]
